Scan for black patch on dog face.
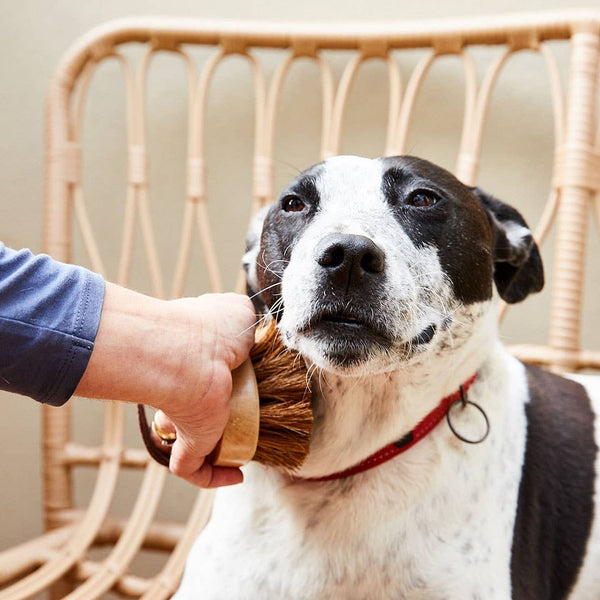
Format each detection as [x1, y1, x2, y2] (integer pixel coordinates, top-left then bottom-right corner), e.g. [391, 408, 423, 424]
[380, 156, 543, 305]
[380, 156, 495, 305]
[511, 365, 597, 600]
[472, 189, 544, 304]
[257, 164, 323, 311]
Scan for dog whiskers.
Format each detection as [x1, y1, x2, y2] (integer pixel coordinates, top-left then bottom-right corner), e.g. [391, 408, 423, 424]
[236, 299, 284, 337]
[305, 362, 322, 392]
[249, 281, 282, 301]
[262, 258, 289, 277]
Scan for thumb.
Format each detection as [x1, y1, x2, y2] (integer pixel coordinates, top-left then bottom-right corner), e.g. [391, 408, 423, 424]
[168, 433, 205, 480]
[153, 410, 176, 437]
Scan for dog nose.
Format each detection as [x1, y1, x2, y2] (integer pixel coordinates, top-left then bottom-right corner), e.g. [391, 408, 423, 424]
[315, 233, 385, 287]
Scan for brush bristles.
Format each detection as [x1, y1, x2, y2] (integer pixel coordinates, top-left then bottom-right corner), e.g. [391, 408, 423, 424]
[249, 319, 313, 471]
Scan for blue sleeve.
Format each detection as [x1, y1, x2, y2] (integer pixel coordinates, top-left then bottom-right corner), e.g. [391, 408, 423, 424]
[0, 242, 105, 406]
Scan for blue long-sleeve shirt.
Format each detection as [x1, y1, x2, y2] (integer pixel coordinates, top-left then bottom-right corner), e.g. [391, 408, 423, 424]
[0, 242, 104, 406]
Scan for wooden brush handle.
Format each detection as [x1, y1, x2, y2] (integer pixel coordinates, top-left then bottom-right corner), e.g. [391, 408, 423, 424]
[138, 359, 260, 469]
[212, 358, 260, 468]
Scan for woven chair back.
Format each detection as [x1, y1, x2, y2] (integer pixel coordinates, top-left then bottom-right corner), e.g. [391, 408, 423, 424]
[1, 11, 599, 599]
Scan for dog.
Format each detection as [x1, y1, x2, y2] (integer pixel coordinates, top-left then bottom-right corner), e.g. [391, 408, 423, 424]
[174, 155, 600, 599]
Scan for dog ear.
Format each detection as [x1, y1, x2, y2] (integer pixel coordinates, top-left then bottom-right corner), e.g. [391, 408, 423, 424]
[472, 188, 544, 304]
[242, 206, 270, 313]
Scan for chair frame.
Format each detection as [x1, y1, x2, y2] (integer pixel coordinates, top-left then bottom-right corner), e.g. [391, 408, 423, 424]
[1, 9, 599, 599]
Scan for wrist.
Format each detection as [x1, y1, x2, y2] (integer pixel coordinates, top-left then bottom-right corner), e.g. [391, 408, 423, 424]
[75, 283, 188, 408]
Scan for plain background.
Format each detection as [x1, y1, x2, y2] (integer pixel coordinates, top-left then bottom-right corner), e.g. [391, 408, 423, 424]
[1, 0, 598, 577]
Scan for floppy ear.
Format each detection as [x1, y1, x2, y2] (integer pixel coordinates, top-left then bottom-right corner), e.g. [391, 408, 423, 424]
[472, 188, 544, 304]
[242, 206, 270, 313]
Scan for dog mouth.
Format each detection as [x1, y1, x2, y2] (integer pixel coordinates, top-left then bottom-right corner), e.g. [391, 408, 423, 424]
[411, 323, 437, 346]
[303, 307, 386, 337]
[297, 306, 438, 368]
[319, 313, 368, 329]
[302, 308, 437, 343]
[296, 307, 389, 367]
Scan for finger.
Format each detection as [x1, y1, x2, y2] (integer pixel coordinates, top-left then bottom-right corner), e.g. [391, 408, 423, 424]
[224, 292, 254, 307]
[169, 436, 226, 481]
[182, 462, 244, 488]
[207, 466, 244, 488]
[149, 410, 176, 451]
[149, 427, 174, 452]
[154, 410, 176, 434]
[224, 292, 256, 325]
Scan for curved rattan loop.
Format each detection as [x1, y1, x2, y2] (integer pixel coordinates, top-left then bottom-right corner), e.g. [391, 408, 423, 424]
[139, 490, 215, 600]
[73, 189, 107, 277]
[392, 50, 436, 154]
[189, 49, 226, 159]
[497, 44, 566, 323]
[455, 50, 479, 183]
[0, 406, 125, 600]
[62, 463, 168, 600]
[118, 50, 145, 287]
[118, 47, 166, 297]
[327, 52, 403, 158]
[458, 46, 513, 184]
[247, 51, 269, 200]
[540, 43, 566, 149]
[158, 48, 199, 298]
[384, 55, 403, 156]
[172, 49, 225, 298]
[328, 53, 364, 155]
[71, 62, 97, 140]
[70, 60, 107, 276]
[317, 54, 336, 159]
[263, 51, 296, 162]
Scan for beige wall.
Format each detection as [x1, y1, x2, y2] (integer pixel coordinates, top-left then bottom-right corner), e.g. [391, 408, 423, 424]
[1, 0, 598, 556]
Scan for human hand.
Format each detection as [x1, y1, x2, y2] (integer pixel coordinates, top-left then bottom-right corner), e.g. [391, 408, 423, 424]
[152, 293, 256, 488]
[75, 285, 256, 488]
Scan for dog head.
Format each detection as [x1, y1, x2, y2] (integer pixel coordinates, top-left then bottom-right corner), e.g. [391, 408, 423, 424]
[244, 155, 543, 376]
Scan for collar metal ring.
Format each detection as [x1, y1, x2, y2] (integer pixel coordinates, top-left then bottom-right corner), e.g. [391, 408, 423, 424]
[446, 390, 490, 445]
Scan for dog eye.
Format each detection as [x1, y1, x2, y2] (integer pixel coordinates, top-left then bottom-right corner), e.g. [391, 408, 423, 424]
[281, 195, 306, 213]
[406, 190, 439, 208]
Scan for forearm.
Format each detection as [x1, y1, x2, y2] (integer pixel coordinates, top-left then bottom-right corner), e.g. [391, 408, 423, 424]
[74, 282, 191, 411]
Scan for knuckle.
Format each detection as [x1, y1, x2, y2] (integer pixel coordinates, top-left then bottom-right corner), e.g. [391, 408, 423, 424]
[211, 364, 233, 399]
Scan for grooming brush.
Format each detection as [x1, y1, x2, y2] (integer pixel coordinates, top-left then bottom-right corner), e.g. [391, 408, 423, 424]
[138, 319, 313, 472]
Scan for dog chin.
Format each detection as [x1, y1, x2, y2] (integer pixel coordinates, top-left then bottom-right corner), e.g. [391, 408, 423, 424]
[286, 318, 441, 375]
[291, 329, 395, 376]
[297, 342, 382, 376]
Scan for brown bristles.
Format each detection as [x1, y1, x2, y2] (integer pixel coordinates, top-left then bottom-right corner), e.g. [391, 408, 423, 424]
[249, 319, 313, 471]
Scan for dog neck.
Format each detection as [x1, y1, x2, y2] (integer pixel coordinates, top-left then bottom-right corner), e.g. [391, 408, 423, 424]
[294, 302, 498, 480]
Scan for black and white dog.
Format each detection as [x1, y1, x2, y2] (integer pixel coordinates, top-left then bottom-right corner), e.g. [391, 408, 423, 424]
[175, 156, 600, 599]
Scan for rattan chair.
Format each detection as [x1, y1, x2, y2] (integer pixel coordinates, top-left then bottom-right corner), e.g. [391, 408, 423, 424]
[1, 10, 599, 599]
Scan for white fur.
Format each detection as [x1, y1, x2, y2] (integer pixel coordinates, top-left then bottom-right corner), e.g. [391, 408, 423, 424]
[503, 221, 531, 249]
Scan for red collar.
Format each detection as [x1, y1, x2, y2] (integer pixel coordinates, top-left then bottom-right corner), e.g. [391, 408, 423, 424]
[308, 373, 478, 482]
